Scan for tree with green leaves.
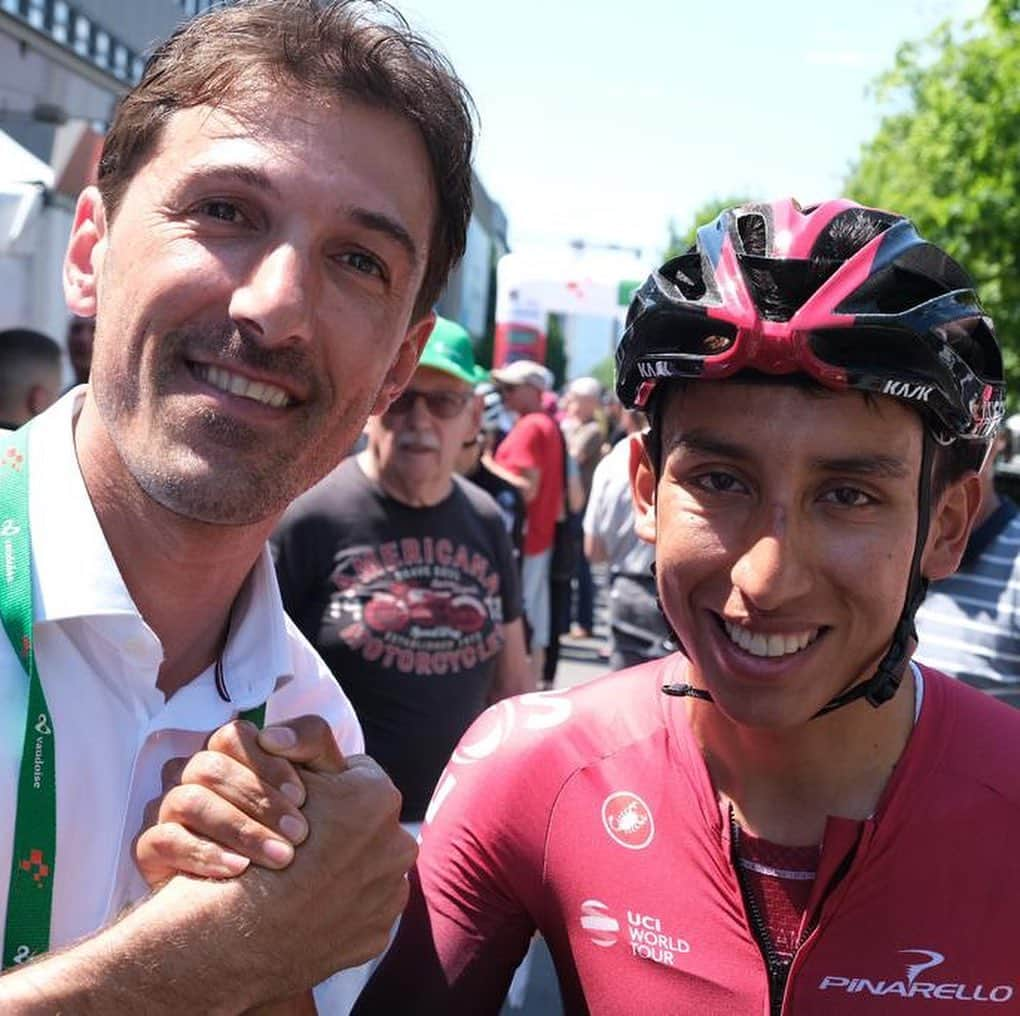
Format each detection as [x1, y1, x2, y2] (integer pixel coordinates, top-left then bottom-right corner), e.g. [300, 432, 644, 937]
[847, 0, 1020, 391]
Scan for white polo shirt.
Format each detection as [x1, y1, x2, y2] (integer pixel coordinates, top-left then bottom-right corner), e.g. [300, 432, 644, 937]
[0, 390, 363, 958]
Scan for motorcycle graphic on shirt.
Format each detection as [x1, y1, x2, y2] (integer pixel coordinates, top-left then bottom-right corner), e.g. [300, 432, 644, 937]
[324, 538, 505, 676]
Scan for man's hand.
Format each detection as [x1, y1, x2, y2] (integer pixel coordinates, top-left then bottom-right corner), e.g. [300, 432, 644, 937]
[135, 716, 344, 887]
[233, 757, 417, 980]
[1, 757, 416, 1012]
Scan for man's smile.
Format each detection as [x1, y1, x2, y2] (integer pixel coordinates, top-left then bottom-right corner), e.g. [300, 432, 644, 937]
[189, 361, 297, 409]
[721, 618, 822, 659]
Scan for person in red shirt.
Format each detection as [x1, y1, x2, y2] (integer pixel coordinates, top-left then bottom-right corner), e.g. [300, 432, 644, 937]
[491, 360, 565, 686]
[354, 200, 1019, 1014]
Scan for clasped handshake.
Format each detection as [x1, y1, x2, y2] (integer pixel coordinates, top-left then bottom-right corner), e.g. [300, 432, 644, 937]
[134, 717, 417, 980]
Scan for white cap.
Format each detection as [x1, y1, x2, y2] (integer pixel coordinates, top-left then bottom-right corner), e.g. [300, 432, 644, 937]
[568, 376, 602, 399]
[491, 360, 549, 391]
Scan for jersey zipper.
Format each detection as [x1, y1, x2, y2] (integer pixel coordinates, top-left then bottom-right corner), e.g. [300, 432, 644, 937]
[729, 809, 790, 1016]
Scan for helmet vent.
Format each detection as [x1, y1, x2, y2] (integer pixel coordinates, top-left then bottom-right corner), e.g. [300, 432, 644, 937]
[736, 213, 767, 255]
[740, 207, 900, 322]
[668, 253, 708, 301]
[740, 256, 834, 322]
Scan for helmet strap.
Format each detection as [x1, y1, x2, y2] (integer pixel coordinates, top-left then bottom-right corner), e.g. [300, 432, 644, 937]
[662, 682, 713, 701]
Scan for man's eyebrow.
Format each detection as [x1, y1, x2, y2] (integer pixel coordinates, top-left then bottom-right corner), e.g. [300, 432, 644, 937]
[812, 454, 910, 479]
[182, 163, 282, 198]
[350, 207, 419, 265]
[665, 430, 751, 461]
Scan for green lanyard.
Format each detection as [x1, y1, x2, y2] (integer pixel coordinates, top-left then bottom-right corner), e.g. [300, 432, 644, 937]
[0, 427, 263, 968]
[0, 427, 54, 968]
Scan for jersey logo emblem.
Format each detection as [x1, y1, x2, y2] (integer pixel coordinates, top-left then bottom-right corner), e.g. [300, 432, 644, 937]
[902, 950, 944, 986]
[818, 947, 1015, 1002]
[580, 899, 620, 947]
[602, 791, 655, 850]
[578, 897, 692, 966]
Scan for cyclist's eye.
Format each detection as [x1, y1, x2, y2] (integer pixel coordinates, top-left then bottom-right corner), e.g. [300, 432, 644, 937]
[823, 487, 875, 508]
[694, 471, 746, 495]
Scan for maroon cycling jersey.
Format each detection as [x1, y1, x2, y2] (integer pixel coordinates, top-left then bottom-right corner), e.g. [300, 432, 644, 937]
[357, 657, 1020, 1015]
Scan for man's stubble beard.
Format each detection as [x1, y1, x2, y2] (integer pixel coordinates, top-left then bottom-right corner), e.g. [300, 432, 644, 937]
[91, 322, 371, 527]
[106, 394, 372, 527]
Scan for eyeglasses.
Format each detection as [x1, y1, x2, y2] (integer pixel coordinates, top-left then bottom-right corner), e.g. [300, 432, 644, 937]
[386, 388, 472, 420]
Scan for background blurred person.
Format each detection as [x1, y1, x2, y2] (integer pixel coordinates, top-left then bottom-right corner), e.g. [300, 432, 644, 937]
[65, 315, 95, 387]
[491, 360, 564, 687]
[561, 376, 604, 638]
[584, 415, 674, 670]
[603, 393, 628, 448]
[915, 425, 1020, 702]
[274, 318, 530, 830]
[542, 391, 583, 689]
[457, 379, 525, 565]
[0, 327, 63, 429]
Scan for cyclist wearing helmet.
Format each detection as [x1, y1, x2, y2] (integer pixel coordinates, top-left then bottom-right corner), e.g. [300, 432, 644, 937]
[355, 200, 1019, 1014]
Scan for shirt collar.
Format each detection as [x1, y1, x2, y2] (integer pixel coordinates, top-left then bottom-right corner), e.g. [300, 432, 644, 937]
[218, 543, 293, 709]
[27, 387, 292, 708]
[29, 387, 138, 623]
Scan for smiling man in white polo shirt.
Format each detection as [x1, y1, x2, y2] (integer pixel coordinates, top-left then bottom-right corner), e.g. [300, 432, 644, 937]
[0, 0, 475, 1010]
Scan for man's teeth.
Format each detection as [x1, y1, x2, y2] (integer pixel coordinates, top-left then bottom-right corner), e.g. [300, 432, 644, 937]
[196, 364, 291, 408]
[723, 621, 819, 658]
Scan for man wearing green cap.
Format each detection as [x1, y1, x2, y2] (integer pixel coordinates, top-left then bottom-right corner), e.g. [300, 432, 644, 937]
[273, 317, 530, 829]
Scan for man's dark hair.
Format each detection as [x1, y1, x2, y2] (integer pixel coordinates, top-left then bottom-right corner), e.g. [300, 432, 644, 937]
[647, 207, 985, 499]
[0, 329, 62, 411]
[0, 329, 62, 368]
[97, 0, 476, 318]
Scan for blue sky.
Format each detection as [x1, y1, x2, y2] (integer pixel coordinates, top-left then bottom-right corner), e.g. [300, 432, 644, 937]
[403, 0, 983, 261]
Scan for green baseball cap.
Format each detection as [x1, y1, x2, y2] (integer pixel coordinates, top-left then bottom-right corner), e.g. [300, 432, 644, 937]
[419, 316, 488, 385]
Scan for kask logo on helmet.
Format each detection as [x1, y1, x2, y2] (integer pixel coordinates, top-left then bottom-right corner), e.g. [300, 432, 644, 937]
[637, 360, 678, 380]
[882, 380, 935, 403]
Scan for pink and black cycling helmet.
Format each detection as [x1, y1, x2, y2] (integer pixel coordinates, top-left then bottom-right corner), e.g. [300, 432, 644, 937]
[617, 198, 1006, 715]
[617, 198, 1004, 442]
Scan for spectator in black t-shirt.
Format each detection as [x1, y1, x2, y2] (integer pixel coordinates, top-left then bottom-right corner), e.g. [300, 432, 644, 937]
[273, 318, 530, 824]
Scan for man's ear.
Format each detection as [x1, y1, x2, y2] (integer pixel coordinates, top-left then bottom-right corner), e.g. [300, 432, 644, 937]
[370, 312, 435, 416]
[629, 432, 657, 545]
[921, 471, 982, 581]
[63, 187, 108, 318]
